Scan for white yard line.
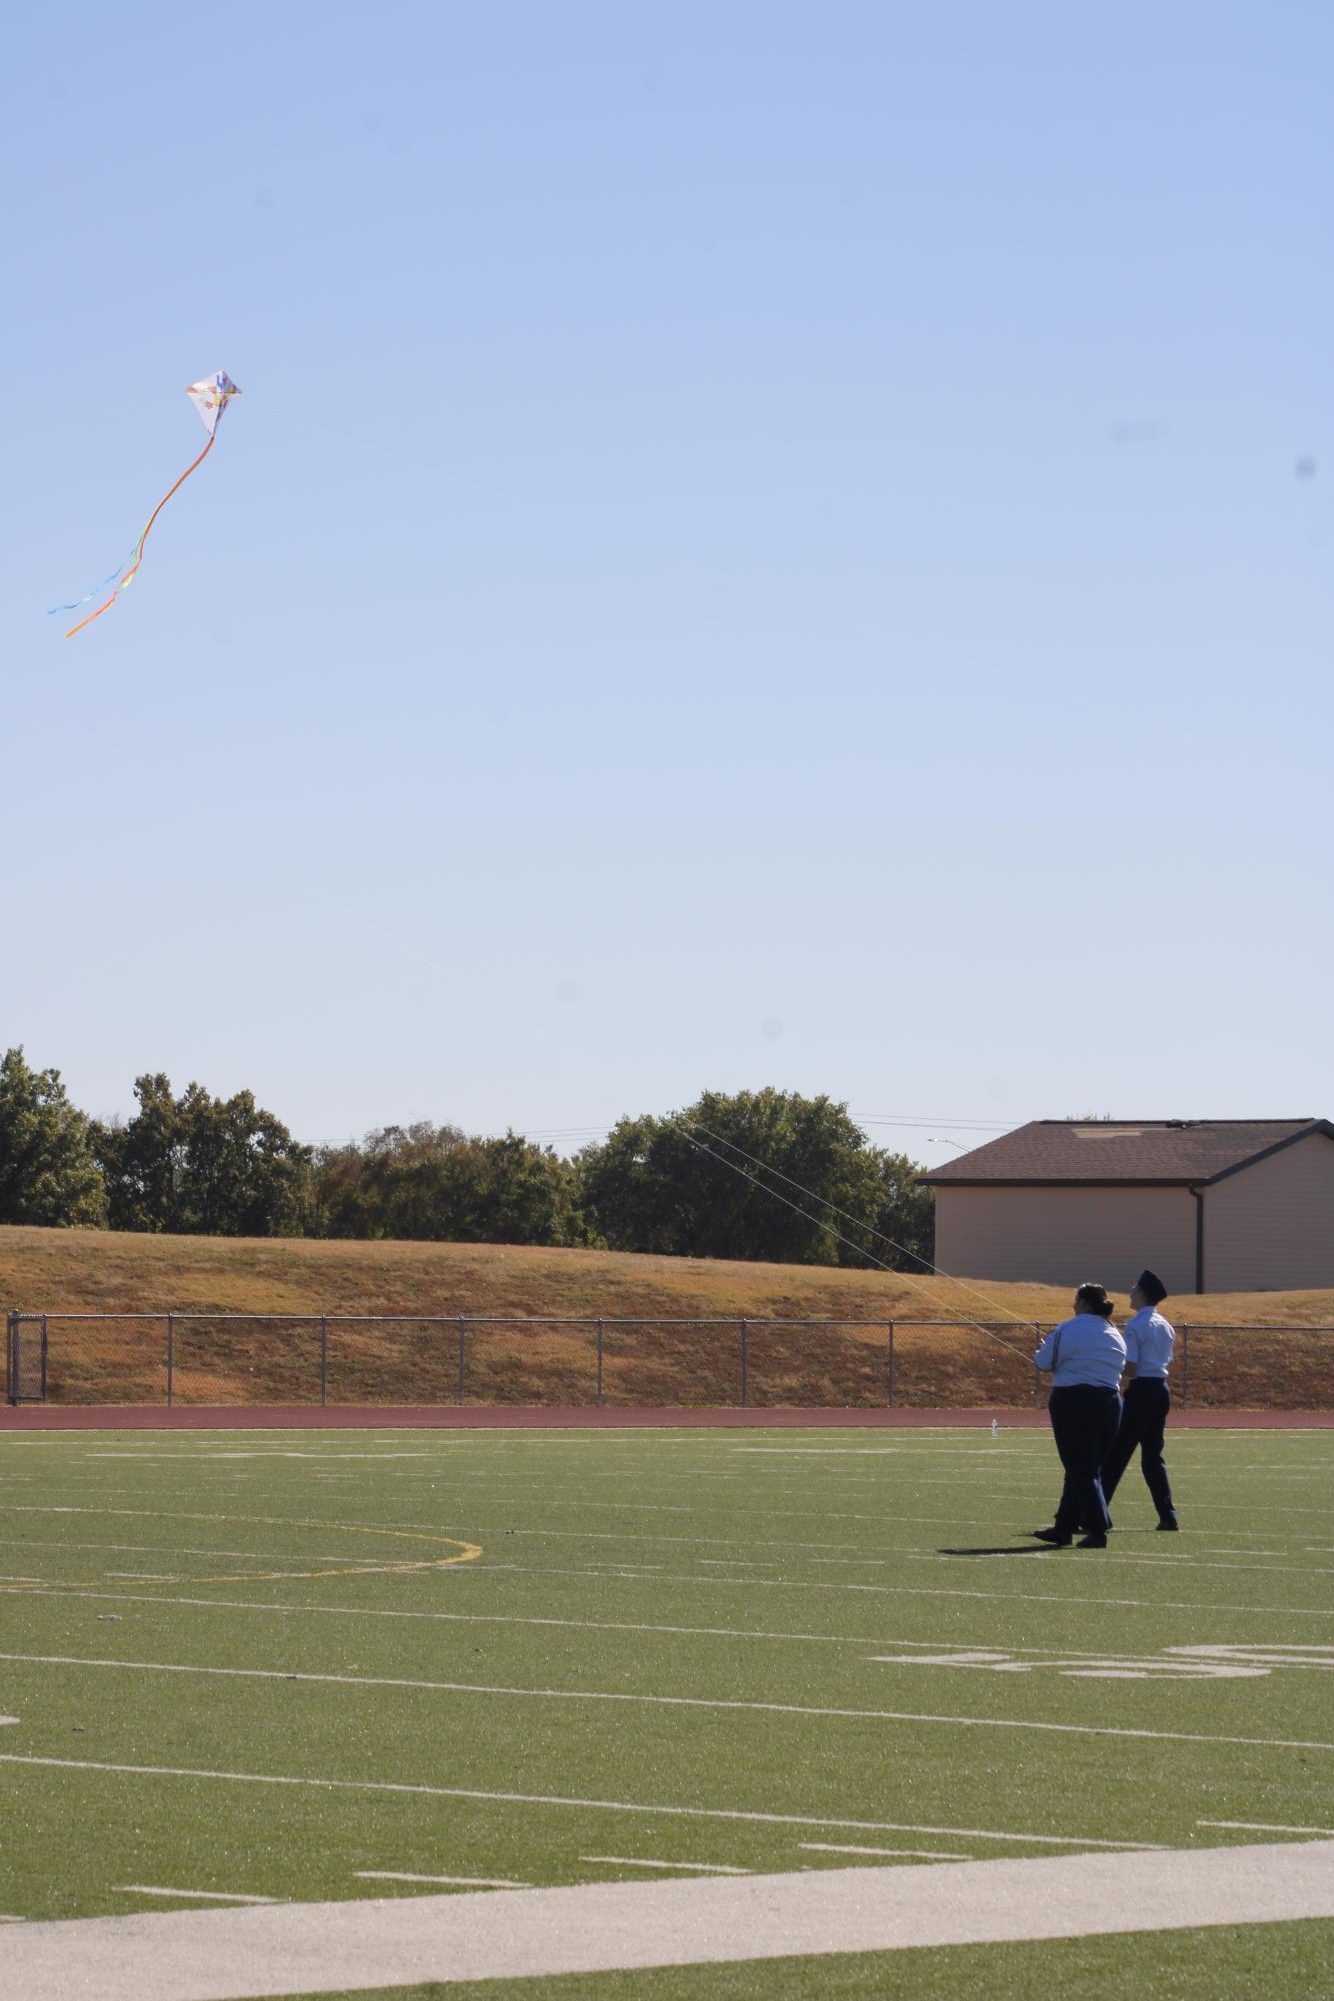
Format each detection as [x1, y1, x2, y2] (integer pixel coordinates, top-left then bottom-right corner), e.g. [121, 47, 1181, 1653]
[0, 1754, 1159, 1848]
[462, 1555, 1334, 1617]
[800, 1842, 968, 1860]
[0, 1538, 397, 1564]
[579, 1856, 750, 1874]
[6, 1840, 1334, 2000]
[4, 1650, 1329, 1753]
[4, 1584, 1330, 1666]
[1199, 1818, 1334, 1835]
[115, 1888, 280, 1905]
[355, 1871, 530, 1888]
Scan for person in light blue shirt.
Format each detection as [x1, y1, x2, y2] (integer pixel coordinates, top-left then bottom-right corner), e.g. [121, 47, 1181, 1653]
[1100, 1268, 1179, 1530]
[1031, 1283, 1126, 1548]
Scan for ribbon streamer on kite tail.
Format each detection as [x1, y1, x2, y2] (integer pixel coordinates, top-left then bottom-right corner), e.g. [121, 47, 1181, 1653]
[58, 372, 240, 639]
[47, 545, 139, 616]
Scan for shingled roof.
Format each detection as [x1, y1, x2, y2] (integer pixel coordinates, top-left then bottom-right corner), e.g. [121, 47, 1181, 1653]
[920, 1119, 1334, 1186]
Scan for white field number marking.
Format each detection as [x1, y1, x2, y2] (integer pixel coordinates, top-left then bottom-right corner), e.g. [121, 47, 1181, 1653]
[869, 1644, 1334, 1682]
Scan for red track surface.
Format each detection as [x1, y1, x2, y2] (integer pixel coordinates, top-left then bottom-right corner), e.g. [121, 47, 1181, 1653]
[2, 1404, 1330, 1430]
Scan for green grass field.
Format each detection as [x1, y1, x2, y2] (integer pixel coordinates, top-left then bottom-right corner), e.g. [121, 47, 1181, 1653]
[2, 1424, 1332, 1998]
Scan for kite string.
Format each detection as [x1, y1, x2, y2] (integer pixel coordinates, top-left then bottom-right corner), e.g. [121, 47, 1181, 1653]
[65, 431, 216, 638]
[667, 1119, 1036, 1363]
[682, 1117, 1041, 1337]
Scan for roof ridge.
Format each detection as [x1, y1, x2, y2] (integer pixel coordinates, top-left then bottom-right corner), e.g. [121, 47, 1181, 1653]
[1033, 1117, 1316, 1126]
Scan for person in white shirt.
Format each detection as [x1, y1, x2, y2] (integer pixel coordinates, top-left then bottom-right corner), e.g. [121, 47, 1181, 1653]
[1031, 1283, 1126, 1548]
[1101, 1267, 1179, 1531]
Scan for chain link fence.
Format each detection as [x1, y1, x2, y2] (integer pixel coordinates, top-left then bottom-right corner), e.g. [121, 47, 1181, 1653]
[7, 1310, 1331, 1409]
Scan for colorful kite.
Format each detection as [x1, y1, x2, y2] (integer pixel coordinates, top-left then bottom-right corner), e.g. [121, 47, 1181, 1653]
[52, 372, 241, 637]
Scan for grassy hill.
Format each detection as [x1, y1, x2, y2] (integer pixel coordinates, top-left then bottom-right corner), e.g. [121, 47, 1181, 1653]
[3, 1227, 1331, 1407]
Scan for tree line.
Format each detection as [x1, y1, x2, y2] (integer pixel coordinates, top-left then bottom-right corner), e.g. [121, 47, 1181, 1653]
[0, 1048, 934, 1271]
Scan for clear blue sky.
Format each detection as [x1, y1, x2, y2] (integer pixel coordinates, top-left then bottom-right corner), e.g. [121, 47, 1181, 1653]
[5, 2, 1330, 1168]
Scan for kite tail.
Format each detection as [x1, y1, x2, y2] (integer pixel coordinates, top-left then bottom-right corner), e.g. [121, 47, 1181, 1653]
[64, 431, 216, 638]
[48, 547, 138, 616]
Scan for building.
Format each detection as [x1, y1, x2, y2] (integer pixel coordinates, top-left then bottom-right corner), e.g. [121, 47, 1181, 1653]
[922, 1119, 1334, 1294]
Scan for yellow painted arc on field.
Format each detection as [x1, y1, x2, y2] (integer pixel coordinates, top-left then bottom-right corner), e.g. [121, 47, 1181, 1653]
[5, 1506, 482, 1587]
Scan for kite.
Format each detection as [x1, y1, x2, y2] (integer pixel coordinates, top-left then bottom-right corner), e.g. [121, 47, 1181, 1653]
[52, 372, 241, 637]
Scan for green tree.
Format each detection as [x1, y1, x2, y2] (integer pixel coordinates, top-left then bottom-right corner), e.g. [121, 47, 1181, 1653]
[0, 1046, 105, 1227]
[870, 1150, 935, 1274]
[92, 1073, 183, 1231]
[174, 1084, 313, 1236]
[577, 1086, 926, 1267]
[311, 1122, 587, 1246]
[94, 1075, 312, 1236]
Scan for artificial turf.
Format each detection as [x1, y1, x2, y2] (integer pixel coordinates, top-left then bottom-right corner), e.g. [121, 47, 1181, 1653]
[1, 1424, 1331, 1996]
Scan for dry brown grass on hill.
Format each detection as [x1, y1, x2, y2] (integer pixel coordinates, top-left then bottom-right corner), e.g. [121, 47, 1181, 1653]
[3, 1227, 1331, 1409]
[3, 1224, 1333, 1325]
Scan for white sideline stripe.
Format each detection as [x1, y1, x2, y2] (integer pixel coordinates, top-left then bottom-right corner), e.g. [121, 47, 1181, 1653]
[116, 1887, 280, 1905]
[7, 1840, 1334, 1999]
[0, 1915, 26, 1923]
[0, 1756, 1160, 1849]
[800, 1842, 969, 1860]
[1200, 1818, 1334, 1835]
[356, 1872, 530, 1889]
[3, 1651, 1328, 1755]
[580, 1856, 750, 1875]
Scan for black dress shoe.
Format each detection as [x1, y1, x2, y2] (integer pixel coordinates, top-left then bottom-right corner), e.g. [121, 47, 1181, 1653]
[1076, 1534, 1108, 1548]
[1032, 1527, 1072, 1545]
[1156, 1516, 1180, 1531]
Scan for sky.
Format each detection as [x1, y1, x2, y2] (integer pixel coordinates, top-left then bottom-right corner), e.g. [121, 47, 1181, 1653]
[3, 1, 1330, 1170]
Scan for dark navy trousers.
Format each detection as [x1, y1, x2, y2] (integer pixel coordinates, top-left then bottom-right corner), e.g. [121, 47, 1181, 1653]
[1101, 1377, 1175, 1520]
[1048, 1384, 1122, 1537]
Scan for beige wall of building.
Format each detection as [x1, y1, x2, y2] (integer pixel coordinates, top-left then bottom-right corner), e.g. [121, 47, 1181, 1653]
[1204, 1134, 1334, 1292]
[933, 1184, 1197, 1295]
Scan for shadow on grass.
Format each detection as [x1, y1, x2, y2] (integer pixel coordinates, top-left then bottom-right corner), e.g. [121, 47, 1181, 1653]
[937, 1544, 1065, 1557]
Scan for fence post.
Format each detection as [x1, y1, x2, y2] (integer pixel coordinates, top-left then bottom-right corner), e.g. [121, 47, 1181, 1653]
[457, 1317, 466, 1404]
[1033, 1324, 1042, 1407]
[4, 1310, 14, 1405]
[166, 1313, 174, 1407]
[596, 1318, 604, 1407]
[739, 1319, 748, 1409]
[40, 1315, 48, 1402]
[1181, 1324, 1189, 1410]
[886, 1321, 895, 1407]
[319, 1316, 328, 1406]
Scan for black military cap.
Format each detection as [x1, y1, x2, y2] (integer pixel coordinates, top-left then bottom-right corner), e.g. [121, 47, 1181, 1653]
[1137, 1268, 1167, 1305]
